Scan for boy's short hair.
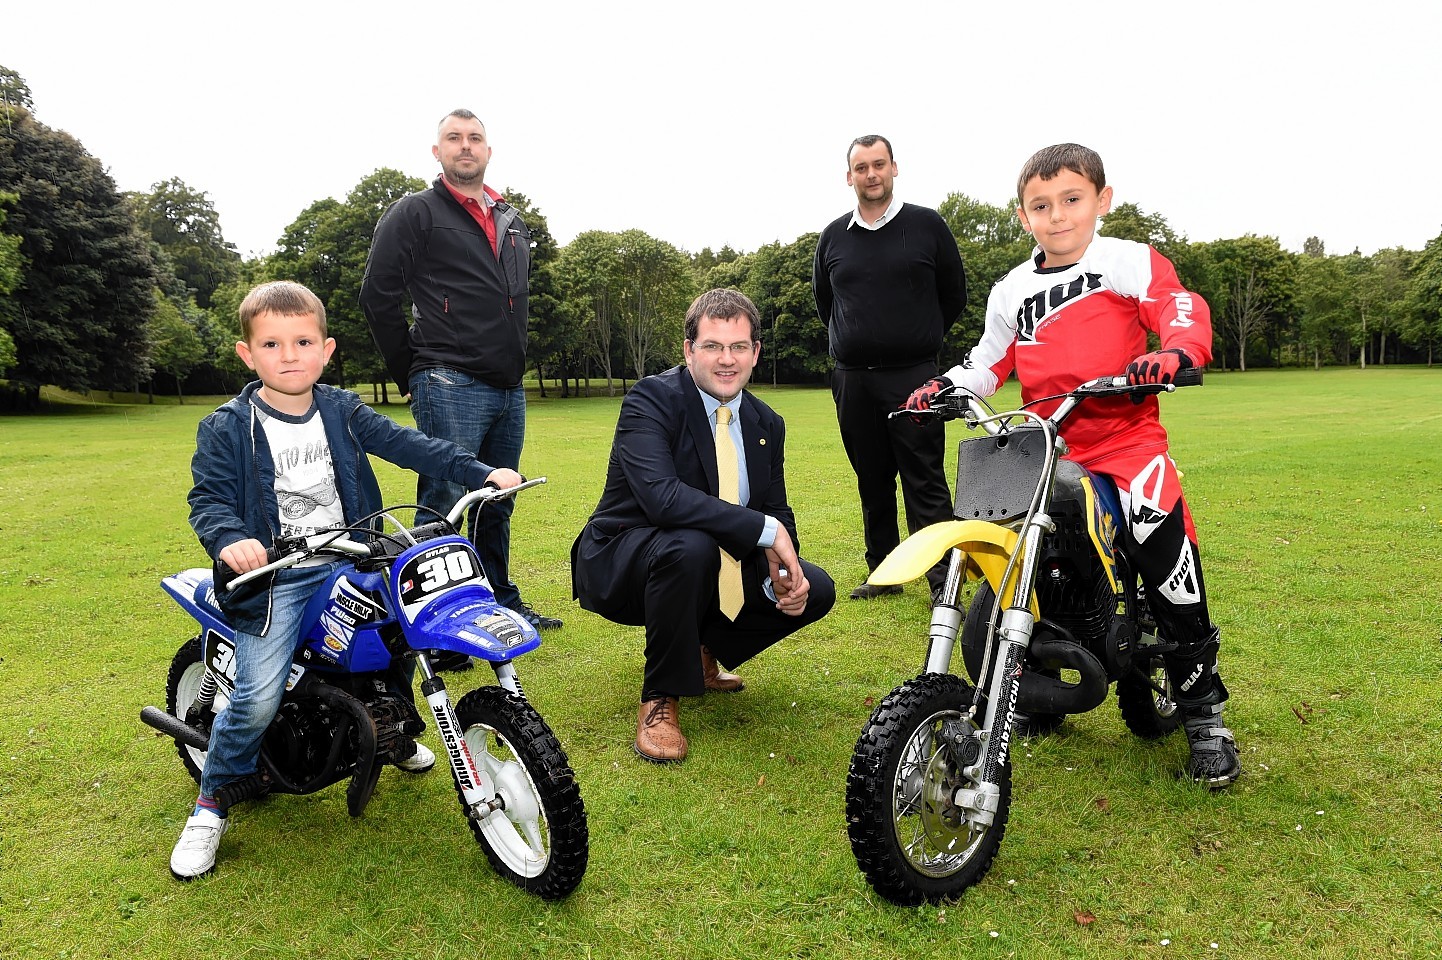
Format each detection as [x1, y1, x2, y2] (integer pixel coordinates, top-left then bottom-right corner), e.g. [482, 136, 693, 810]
[685, 288, 760, 343]
[847, 134, 894, 165]
[238, 281, 327, 342]
[1016, 143, 1107, 202]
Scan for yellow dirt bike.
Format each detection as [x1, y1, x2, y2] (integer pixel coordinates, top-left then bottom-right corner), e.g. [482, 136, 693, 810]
[845, 370, 1201, 904]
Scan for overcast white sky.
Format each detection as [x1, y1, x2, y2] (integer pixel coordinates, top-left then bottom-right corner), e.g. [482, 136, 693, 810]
[7, 1, 1438, 261]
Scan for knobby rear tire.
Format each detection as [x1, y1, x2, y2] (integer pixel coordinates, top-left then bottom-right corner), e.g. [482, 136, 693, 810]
[1117, 656, 1182, 740]
[165, 635, 216, 784]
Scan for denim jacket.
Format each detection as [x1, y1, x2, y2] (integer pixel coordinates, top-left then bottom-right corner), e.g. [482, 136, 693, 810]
[189, 381, 494, 632]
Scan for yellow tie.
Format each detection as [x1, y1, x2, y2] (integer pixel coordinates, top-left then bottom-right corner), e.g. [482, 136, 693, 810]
[715, 406, 745, 620]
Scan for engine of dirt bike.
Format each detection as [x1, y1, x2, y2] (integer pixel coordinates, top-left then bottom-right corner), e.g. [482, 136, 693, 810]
[960, 460, 1142, 716]
[263, 671, 427, 788]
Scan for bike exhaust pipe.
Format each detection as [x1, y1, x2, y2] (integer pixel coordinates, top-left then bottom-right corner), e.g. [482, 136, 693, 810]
[1016, 635, 1109, 715]
[140, 705, 210, 751]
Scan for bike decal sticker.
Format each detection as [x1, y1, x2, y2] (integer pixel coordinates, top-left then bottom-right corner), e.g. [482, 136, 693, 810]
[483, 612, 529, 648]
[1158, 543, 1201, 605]
[1079, 475, 1122, 595]
[331, 580, 383, 623]
[397, 541, 486, 618]
[1127, 455, 1170, 545]
[205, 632, 306, 690]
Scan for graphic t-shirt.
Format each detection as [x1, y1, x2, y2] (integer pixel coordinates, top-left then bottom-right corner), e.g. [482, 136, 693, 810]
[253, 398, 345, 547]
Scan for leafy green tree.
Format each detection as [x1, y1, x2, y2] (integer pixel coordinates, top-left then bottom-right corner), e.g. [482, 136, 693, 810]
[743, 235, 829, 384]
[1338, 248, 1412, 368]
[0, 104, 155, 399]
[556, 231, 622, 394]
[1188, 236, 1296, 370]
[611, 229, 694, 381]
[1100, 202, 1183, 259]
[0, 190, 23, 375]
[938, 192, 1032, 359]
[690, 245, 741, 283]
[556, 230, 693, 391]
[1364, 247, 1412, 365]
[268, 168, 423, 398]
[129, 177, 240, 307]
[1294, 251, 1352, 368]
[1403, 231, 1442, 365]
[0, 65, 33, 112]
[503, 189, 575, 396]
[147, 288, 206, 404]
[208, 267, 276, 392]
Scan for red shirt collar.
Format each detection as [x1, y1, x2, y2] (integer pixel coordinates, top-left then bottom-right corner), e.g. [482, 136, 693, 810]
[440, 177, 504, 211]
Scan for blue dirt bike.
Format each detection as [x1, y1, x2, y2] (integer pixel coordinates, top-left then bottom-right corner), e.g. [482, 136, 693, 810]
[845, 371, 1201, 904]
[141, 478, 588, 900]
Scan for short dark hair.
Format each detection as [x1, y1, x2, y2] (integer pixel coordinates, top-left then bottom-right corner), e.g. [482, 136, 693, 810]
[438, 108, 484, 132]
[684, 289, 760, 343]
[1016, 143, 1106, 204]
[847, 134, 894, 166]
[238, 281, 327, 342]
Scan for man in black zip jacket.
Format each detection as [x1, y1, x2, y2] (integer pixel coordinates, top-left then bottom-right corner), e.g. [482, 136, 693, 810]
[361, 108, 561, 634]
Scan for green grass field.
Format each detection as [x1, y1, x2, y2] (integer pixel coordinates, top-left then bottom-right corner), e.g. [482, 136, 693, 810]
[1, 368, 1439, 959]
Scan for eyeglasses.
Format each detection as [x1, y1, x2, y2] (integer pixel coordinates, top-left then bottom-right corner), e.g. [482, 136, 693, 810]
[692, 341, 755, 357]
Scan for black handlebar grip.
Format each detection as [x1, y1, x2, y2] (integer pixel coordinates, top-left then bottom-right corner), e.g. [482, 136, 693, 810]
[213, 544, 283, 593]
[1173, 366, 1204, 387]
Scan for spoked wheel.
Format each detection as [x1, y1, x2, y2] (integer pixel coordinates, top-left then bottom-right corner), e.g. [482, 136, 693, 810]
[1117, 656, 1181, 739]
[453, 686, 588, 900]
[165, 635, 224, 783]
[846, 673, 1011, 904]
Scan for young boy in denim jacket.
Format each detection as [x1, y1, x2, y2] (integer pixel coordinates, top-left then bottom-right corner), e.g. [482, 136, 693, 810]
[172, 280, 521, 879]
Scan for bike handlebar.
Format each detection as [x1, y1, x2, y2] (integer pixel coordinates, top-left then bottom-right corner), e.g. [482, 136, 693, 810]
[890, 368, 1203, 425]
[221, 477, 548, 592]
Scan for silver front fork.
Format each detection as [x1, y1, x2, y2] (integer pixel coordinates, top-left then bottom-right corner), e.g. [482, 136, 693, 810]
[921, 548, 965, 675]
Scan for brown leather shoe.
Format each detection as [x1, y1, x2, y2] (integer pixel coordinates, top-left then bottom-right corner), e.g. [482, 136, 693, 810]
[701, 646, 745, 692]
[635, 697, 687, 763]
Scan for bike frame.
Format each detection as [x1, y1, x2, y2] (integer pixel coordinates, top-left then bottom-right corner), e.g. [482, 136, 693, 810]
[157, 481, 548, 822]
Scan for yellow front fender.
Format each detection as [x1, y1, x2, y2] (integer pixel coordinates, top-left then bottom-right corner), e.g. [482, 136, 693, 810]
[868, 520, 1038, 616]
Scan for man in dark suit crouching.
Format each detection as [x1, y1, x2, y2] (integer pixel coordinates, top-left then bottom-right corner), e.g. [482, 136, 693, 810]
[571, 288, 836, 763]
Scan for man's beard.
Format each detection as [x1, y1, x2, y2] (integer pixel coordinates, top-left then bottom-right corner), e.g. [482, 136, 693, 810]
[445, 160, 485, 185]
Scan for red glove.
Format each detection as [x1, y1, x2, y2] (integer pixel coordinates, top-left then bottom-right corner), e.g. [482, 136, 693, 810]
[1125, 349, 1191, 386]
[903, 376, 952, 414]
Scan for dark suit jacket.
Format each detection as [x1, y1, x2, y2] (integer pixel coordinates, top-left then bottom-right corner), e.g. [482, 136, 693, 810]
[571, 366, 797, 611]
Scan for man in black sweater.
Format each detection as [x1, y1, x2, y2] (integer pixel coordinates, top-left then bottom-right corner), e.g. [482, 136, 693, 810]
[812, 134, 967, 600]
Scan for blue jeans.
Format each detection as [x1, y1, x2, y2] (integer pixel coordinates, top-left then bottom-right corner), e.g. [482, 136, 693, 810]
[200, 564, 336, 798]
[409, 367, 526, 609]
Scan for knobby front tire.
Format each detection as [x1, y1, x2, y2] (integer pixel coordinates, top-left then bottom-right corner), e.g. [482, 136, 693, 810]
[453, 686, 588, 900]
[846, 672, 1011, 905]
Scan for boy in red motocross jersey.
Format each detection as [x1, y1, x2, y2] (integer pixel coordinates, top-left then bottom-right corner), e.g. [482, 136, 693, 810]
[904, 143, 1240, 788]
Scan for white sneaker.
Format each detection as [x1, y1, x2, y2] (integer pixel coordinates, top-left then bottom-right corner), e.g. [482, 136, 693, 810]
[170, 808, 229, 880]
[395, 741, 435, 773]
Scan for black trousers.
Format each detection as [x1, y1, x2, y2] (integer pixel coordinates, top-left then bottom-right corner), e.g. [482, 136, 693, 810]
[579, 526, 835, 699]
[832, 361, 954, 590]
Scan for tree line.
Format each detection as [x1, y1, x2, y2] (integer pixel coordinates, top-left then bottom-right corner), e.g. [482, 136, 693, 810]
[3, 64, 1440, 410]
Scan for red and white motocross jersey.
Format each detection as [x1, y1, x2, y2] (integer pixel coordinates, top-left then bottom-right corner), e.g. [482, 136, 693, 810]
[944, 236, 1212, 468]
